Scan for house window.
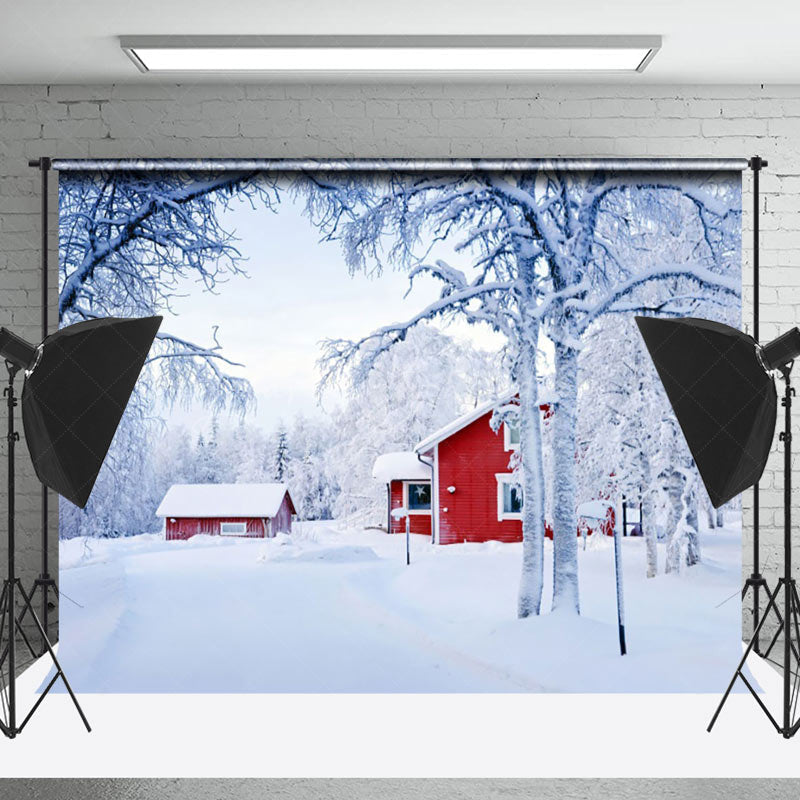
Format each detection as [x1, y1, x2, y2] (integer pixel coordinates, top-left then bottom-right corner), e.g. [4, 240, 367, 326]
[220, 521, 248, 535]
[504, 421, 520, 451]
[406, 482, 432, 512]
[496, 474, 523, 520]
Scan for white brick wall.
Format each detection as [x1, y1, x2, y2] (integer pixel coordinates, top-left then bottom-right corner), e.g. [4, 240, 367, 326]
[1, 81, 799, 646]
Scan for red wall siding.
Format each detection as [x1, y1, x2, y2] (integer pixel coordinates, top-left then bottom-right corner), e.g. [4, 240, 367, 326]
[270, 494, 294, 536]
[166, 516, 269, 541]
[436, 411, 522, 545]
[389, 480, 432, 536]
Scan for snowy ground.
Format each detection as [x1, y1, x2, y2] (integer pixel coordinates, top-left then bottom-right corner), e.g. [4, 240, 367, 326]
[50, 520, 749, 693]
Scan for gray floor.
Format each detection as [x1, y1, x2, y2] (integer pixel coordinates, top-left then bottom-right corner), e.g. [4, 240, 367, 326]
[0, 780, 797, 800]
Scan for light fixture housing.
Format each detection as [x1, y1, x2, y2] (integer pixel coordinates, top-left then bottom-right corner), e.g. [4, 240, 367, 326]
[635, 316, 782, 509]
[1, 317, 162, 508]
[120, 35, 661, 75]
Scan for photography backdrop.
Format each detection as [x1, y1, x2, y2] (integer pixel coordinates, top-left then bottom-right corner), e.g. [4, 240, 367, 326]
[51, 158, 744, 693]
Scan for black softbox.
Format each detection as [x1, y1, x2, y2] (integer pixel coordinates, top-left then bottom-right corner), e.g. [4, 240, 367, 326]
[21, 316, 162, 508]
[635, 316, 777, 508]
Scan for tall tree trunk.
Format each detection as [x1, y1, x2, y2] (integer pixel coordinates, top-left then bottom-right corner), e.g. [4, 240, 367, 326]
[552, 341, 580, 614]
[641, 456, 658, 578]
[517, 339, 546, 617]
[706, 497, 717, 529]
[665, 469, 702, 573]
[684, 473, 701, 567]
[664, 469, 685, 575]
[645, 516, 658, 578]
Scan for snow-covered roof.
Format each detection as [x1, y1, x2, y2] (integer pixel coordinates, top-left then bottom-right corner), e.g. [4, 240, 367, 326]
[372, 452, 431, 483]
[415, 390, 517, 454]
[156, 483, 293, 519]
[576, 499, 613, 521]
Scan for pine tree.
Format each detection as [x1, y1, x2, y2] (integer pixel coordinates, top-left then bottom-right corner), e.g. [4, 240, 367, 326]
[272, 424, 290, 482]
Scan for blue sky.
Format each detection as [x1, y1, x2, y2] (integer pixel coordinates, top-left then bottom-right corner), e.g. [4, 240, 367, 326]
[159, 193, 504, 432]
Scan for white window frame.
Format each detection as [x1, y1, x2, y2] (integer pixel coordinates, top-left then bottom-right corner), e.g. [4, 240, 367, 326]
[404, 480, 432, 515]
[496, 473, 523, 521]
[504, 421, 520, 451]
[220, 521, 248, 536]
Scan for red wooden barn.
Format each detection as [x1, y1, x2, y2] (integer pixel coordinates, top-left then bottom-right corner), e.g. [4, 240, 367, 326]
[156, 483, 296, 541]
[373, 394, 615, 546]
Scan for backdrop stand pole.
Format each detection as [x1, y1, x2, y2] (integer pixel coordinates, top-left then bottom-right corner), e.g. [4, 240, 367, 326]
[778, 363, 797, 736]
[745, 154, 768, 654]
[27, 157, 57, 656]
[2, 361, 20, 736]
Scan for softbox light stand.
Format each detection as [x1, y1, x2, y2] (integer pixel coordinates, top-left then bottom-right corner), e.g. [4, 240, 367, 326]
[0, 361, 90, 738]
[708, 362, 800, 738]
[0, 313, 161, 738]
[636, 316, 800, 738]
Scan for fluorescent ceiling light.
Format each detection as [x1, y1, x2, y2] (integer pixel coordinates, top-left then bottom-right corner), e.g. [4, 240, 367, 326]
[121, 36, 661, 74]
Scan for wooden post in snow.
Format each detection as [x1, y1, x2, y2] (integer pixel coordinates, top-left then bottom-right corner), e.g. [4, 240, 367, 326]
[613, 515, 627, 655]
[391, 506, 411, 566]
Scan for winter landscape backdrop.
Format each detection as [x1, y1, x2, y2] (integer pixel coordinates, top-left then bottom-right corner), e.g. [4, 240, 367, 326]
[53, 163, 745, 692]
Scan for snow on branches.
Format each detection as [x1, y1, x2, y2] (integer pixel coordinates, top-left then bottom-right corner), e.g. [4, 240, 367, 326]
[58, 170, 277, 416]
[299, 166, 741, 616]
[57, 170, 280, 538]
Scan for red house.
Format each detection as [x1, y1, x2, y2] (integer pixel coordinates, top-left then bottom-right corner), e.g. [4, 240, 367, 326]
[372, 452, 433, 536]
[413, 396, 528, 545]
[374, 395, 615, 546]
[156, 483, 296, 541]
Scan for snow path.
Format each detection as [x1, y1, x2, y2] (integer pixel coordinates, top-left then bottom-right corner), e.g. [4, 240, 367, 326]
[49, 521, 750, 693]
[340, 569, 547, 692]
[53, 534, 521, 692]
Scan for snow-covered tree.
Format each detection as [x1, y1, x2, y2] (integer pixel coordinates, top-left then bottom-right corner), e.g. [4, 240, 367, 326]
[60, 409, 163, 538]
[578, 316, 696, 578]
[58, 171, 275, 413]
[301, 167, 740, 617]
[324, 326, 505, 524]
[663, 463, 702, 573]
[286, 414, 338, 520]
[271, 424, 290, 482]
[58, 170, 277, 537]
[232, 425, 272, 484]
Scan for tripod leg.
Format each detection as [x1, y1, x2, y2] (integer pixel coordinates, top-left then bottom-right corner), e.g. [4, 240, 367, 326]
[9, 589, 41, 662]
[1, 583, 51, 666]
[789, 601, 800, 741]
[788, 583, 800, 730]
[708, 580, 783, 732]
[790, 582, 800, 662]
[15, 581, 58, 660]
[14, 581, 90, 733]
[0, 581, 8, 669]
[761, 594, 792, 663]
[739, 671, 782, 733]
[750, 581, 800, 664]
[0, 585, 8, 726]
[17, 673, 58, 733]
[24, 578, 58, 657]
[777, 581, 800, 667]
